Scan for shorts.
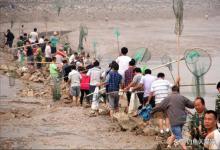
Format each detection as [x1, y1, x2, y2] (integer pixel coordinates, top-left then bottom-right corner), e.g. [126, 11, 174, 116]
[171, 125, 183, 140]
[108, 93, 119, 109]
[70, 86, 80, 97]
[154, 104, 167, 118]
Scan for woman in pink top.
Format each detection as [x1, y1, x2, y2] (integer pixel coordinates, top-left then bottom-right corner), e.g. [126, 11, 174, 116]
[79, 67, 90, 106]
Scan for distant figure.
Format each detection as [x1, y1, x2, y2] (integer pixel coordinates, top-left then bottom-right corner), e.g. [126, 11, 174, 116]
[45, 40, 52, 62]
[38, 35, 45, 54]
[4, 29, 14, 48]
[29, 28, 38, 43]
[20, 24, 24, 36]
[50, 31, 59, 57]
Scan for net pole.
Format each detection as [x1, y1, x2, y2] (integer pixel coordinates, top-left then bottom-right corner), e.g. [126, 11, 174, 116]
[177, 34, 180, 77]
[196, 76, 201, 97]
[117, 36, 120, 55]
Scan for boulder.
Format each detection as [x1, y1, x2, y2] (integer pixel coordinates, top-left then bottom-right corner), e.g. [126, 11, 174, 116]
[21, 73, 31, 80]
[112, 112, 129, 122]
[98, 108, 109, 115]
[113, 112, 138, 131]
[29, 74, 38, 81]
[8, 66, 17, 71]
[0, 64, 8, 70]
[118, 119, 138, 131]
[27, 89, 34, 97]
[143, 126, 157, 136]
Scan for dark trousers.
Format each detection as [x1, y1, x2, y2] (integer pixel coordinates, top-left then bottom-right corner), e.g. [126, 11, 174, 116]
[80, 89, 90, 105]
[89, 85, 96, 101]
[126, 91, 131, 106]
[6, 41, 13, 48]
[143, 96, 155, 108]
[137, 92, 144, 105]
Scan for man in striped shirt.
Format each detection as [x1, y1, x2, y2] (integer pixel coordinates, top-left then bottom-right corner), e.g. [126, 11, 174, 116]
[148, 72, 179, 135]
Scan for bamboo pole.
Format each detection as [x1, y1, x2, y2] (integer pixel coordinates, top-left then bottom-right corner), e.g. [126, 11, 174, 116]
[177, 35, 180, 77]
[9, 42, 41, 50]
[152, 57, 184, 71]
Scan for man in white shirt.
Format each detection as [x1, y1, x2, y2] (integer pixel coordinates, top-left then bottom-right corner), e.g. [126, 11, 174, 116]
[148, 72, 173, 135]
[29, 28, 38, 43]
[87, 60, 102, 101]
[116, 47, 131, 79]
[133, 69, 156, 107]
[45, 41, 52, 62]
[68, 65, 82, 105]
[204, 110, 220, 150]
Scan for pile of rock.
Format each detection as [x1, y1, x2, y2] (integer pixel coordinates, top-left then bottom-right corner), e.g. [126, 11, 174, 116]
[112, 112, 159, 136]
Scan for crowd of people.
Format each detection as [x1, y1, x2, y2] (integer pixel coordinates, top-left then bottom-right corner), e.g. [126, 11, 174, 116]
[3, 27, 220, 149]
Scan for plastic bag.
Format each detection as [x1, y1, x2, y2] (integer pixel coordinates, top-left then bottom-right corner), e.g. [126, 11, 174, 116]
[138, 104, 152, 121]
[91, 87, 99, 110]
[128, 92, 141, 114]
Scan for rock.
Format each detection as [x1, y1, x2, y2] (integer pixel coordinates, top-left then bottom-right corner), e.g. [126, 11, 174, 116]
[27, 89, 34, 97]
[143, 126, 157, 136]
[8, 65, 16, 71]
[98, 108, 109, 115]
[89, 110, 98, 117]
[16, 69, 23, 77]
[21, 73, 31, 80]
[20, 66, 28, 72]
[29, 75, 38, 81]
[118, 119, 138, 132]
[37, 77, 45, 83]
[61, 95, 69, 100]
[112, 112, 129, 122]
[0, 64, 8, 70]
[34, 71, 42, 77]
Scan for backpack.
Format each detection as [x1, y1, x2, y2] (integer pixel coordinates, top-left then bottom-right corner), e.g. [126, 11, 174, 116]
[138, 104, 152, 121]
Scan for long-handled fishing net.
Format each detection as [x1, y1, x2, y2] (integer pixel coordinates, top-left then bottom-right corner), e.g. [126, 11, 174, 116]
[161, 54, 175, 82]
[54, 0, 63, 17]
[173, 0, 183, 76]
[133, 47, 151, 73]
[184, 48, 212, 96]
[78, 24, 88, 53]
